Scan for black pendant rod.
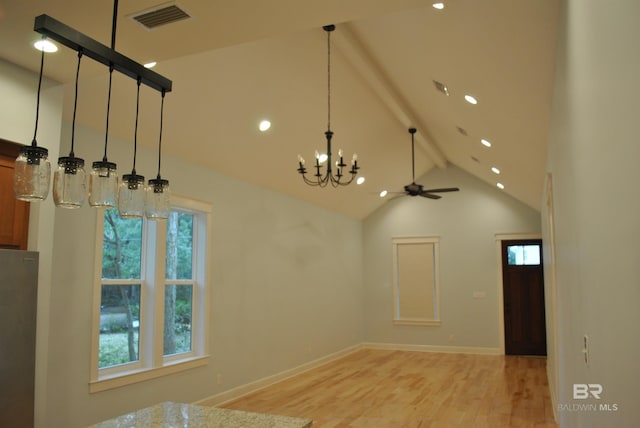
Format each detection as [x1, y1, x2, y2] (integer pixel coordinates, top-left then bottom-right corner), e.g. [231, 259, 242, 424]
[31, 45, 45, 146]
[69, 50, 83, 157]
[409, 127, 417, 183]
[111, 0, 118, 50]
[156, 90, 165, 179]
[33, 14, 171, 93]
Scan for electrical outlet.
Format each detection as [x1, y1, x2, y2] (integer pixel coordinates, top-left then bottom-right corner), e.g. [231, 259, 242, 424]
[472, 291, 487, 299]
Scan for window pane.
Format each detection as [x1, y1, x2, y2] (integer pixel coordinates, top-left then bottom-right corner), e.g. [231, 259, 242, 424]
[507, 245, 541, 265]
[166, 211, 193, 280]
[99, 284, 140, 368]
[164, 284, 193, 356]
[523, 245, 541, 265]
[102, 208, 143, 279]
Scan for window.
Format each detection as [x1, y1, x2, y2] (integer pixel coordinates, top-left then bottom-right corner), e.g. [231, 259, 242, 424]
[90, 195, 211, 392]
[392, 237, 441, 326]
[507, 244, 541, 265]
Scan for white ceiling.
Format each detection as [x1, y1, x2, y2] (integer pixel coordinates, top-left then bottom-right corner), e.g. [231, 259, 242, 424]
[0, 0, 559, 219]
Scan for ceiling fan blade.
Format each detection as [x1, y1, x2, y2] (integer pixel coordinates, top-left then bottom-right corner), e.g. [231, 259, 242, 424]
[419, 192, 442, 200]
[423, 187, 460, 193]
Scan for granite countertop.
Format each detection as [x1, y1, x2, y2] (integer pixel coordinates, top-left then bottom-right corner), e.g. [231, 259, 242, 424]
[89, 401, 313, 428]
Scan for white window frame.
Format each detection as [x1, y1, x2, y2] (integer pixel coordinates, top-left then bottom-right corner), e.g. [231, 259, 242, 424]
[90, 195, 212, 393]
[392, 236, 441, 326]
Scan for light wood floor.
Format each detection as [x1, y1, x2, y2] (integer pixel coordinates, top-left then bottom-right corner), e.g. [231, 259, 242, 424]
[218, 348, 558, 427]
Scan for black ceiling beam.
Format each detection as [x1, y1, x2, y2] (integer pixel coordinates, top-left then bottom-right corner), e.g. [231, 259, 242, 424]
[34, 14, 172, 93]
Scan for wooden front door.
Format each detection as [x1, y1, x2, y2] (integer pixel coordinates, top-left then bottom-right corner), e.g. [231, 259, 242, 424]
[502, 239, 547, 356]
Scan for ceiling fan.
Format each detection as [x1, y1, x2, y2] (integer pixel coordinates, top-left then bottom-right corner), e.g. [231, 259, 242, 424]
[397, 128, 460, 199]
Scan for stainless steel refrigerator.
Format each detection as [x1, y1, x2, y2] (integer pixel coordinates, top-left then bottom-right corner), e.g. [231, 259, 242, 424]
[0, 249, 38, 427]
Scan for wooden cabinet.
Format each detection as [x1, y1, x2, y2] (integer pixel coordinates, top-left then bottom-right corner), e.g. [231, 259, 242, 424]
[0, 140, 29, 250]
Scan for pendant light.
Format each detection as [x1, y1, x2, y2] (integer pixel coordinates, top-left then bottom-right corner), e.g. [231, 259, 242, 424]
[118, 77, 145, 218]
[53, 51, 86, 208]
[88, 65, 118, 207]
[13, 41, 51, 201]
[297, 24, 360, 187]
[145, 89, 170, 220]
[19, 1, 173, 211]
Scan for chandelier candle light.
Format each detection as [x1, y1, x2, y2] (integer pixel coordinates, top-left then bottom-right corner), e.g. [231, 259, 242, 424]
[297, 24, 360, 187]
[14, 0, 173, 219]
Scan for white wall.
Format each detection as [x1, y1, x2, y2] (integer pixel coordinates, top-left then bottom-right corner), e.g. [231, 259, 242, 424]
[0, 59, 364, 427]
[44, 123, 364, 427]
[363, 165, 541, 350]
[544, 1, 640, 426]
[0, 59, 62, 428]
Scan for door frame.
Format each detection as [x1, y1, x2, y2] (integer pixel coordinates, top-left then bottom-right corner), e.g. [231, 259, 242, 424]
[495, 232, 542, 355]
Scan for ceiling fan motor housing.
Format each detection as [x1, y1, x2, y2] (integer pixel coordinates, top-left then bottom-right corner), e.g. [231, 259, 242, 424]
[404, 182, 423, 196]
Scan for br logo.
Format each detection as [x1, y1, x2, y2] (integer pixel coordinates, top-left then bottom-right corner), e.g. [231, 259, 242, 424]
[573, 384, 603, 399]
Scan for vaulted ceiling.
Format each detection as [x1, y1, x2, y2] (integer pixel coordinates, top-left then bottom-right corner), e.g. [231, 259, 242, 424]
[0, 0, 559, 219]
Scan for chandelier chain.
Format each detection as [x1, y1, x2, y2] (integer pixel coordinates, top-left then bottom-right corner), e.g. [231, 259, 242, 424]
[327, 28, 331, 131]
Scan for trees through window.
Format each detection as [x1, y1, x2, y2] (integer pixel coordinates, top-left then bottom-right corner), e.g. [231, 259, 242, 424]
[91, 196, 211, 391]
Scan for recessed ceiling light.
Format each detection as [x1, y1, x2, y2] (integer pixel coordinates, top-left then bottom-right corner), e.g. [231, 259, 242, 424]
[481, 139, 492, 147]
[497, 182, 505, 189]
[356, 177, 365, 185]
[259, 120, 271, 132]
[144, 61, 157, 69]
[432, 2, 445, 9]
[34, 39, 58, 53]
[380, 190, 388, 198]
[464, 95, 478, 105]
[491, 167, 501, 174]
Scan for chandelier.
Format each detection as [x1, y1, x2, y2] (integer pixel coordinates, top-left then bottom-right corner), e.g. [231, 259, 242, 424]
[13, 0, 172, 220]
[297, 24, 360, 187]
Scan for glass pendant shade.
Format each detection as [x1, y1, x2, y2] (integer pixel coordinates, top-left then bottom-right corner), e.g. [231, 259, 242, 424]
[53, 156, 86, 208]
[145, 178, 170, 220]
[89, 161, 118, 207]
[118, 173, 145, 218]
[14, 145, 51, 201]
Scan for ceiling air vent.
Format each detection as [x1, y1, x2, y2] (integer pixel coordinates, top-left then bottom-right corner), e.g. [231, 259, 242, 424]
[130, 4, 191, 29]
[456, 126, 468, 136]
[433, 80, 449, 96]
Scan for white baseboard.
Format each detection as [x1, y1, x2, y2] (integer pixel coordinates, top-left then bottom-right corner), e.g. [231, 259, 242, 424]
[362, 342, 502, 355]
[194, 344, 364, 407]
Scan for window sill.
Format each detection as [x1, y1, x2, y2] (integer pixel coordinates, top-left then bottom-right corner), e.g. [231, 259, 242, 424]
[393, 319, 442, 327]
[89, 355, 210, 393]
